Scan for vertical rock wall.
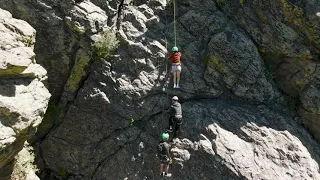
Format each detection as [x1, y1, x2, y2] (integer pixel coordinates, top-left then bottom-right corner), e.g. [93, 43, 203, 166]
[0, 8, 50, 179]
[0, 0, 319, 179]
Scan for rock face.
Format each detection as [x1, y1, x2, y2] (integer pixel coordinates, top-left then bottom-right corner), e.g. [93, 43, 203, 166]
[11, 142, 39, 180]
[0, 0, 320, 180]
[214, 0, 320, 150]
[81, 100, 320, 180]
[0, 8, 50, 180]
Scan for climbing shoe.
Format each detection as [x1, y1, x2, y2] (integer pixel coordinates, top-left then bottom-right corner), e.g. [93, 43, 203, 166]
[166, 126, 173, 132]
[176, 84, 180, 88]
[164, 173, 172, 177]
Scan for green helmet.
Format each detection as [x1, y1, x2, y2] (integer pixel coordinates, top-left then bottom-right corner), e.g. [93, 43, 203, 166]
[162, 133, 169, 140]
[172, 46, 178, 52]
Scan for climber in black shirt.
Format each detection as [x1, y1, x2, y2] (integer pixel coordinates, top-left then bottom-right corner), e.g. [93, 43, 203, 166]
[156, 133, 172, 177]
[167, 96, 182, 137]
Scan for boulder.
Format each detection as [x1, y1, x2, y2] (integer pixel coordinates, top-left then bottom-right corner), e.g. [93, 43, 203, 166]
[0, 8, 50, 179]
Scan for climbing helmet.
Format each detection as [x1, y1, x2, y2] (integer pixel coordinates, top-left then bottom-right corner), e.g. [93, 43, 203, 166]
[162, 133, 169, 140]
[172, 46, 178, 52]
[172, 96, 179, 101]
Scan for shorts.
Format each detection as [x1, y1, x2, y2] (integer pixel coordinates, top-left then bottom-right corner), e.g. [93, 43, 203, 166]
[171, 65, 181, 72]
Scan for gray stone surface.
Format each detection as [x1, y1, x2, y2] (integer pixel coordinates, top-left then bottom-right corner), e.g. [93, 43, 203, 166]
[37, 1, 320, 179]
[0, 8, 50, 180]
[214, 0, 320, 141]
[11, 142, 40, 180]
[0, 0, 319, 180]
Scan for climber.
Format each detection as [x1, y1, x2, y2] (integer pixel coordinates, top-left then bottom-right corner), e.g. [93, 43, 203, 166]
[157, 133, 172, 177]
[166, 96, 182, 138]
[168, 46, 182, 88]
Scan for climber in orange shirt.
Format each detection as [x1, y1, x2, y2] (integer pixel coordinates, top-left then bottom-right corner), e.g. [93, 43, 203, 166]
[168, 46, 182, 88]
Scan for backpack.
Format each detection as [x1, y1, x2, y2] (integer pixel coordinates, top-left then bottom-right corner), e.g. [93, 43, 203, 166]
[157, 142, 165, 155]
[157, 142, 165, 154]
[156, 142, 171, 163]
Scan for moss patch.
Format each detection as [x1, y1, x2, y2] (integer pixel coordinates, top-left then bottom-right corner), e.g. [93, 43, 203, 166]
[280, 0, 303, 25]
[0, 66, 27, 77]
[216, 0, 226, 7]
[295, 80, 307, 92]
[302, 104, 320, 115]
[66, 21, 85, 35]
[240, 0, 244, 7]
[65, 49, 90, 92]
[211, 56, 224, 71]
[57, 167, 68, 178]
[206, 56, 224, 72]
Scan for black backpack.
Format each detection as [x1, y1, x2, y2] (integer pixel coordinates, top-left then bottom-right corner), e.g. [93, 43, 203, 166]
[156, 142, 165, 155]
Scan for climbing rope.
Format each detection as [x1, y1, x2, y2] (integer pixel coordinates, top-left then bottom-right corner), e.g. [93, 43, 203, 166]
[173, 0, 177, 47]
[162, 0, 177, 91]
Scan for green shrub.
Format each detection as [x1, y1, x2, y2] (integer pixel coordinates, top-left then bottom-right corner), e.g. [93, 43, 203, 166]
[93, 30, 119, 59]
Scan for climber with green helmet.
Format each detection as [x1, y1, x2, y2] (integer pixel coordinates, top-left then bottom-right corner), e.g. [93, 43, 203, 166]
[156, 133, 172, 177]
[166, 96, 182, 138]
[168, 46, 182, 88]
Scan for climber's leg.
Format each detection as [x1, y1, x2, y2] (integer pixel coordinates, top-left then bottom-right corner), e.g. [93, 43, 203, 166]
[173, 70, 177, 88]
[163, 163, 172, 177]
[176, 67, 181, 88]
[167, 116, 174, 132]
[160, 163, 165, 176]
[173, 117, 182, 138]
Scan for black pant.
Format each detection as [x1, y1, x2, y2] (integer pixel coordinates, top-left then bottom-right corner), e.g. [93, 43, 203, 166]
[169, 116, 182, 136]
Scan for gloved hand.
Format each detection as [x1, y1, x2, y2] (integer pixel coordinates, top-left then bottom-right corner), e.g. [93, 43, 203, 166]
[168, 158, 173, 164]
